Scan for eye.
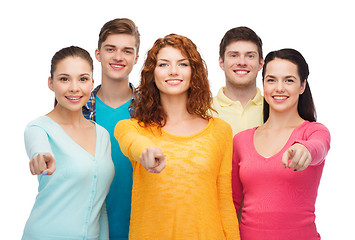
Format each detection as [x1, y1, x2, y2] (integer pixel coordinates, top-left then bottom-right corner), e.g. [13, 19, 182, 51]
[60, 77, 69, 81]
[158, 63, 168, 67]
[106, 48, 114, 52]
[124, 50, 133, 54]
[285, 78, 295, 83]
[247, 54, 254, 59]
[80, 77, 89, 82]
[179, 62, 189, 67]
[265, 78, 275, 83]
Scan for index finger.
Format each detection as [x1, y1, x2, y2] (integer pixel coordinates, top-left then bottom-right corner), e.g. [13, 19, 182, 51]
[281, 149, 292, 168]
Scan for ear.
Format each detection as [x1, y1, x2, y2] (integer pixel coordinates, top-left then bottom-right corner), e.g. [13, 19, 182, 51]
[300, 79, 307, 95]
[134, 54, 139, 65]
[48, 77, 54, 91]
[219, 57, 225, 71]
[258, 58, 264, 71]
[95, 48, 101, 62]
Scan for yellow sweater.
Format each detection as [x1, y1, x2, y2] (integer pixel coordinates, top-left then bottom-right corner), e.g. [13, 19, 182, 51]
[115, 118, 240, 240]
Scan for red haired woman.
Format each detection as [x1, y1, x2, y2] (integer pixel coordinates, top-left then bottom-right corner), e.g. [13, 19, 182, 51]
[115, 34, 239, 239]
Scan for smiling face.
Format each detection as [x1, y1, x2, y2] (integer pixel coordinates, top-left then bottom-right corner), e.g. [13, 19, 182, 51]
[95, 33, 138, 83]
[154, 46, 192, 99]
[48, 56, 94, 112]
[220, 40, 263, 89]
[263, 58, 306, 114]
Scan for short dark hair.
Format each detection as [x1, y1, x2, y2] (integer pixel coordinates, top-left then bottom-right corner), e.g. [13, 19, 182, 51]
[219, 26, 263, 61]
[98, 18, 140, 54]
[262, 48, 316, 122]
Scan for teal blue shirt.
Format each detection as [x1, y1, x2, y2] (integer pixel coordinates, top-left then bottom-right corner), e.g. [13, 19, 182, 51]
[95, 96, 133, 240]
[22, 116, 114, 240]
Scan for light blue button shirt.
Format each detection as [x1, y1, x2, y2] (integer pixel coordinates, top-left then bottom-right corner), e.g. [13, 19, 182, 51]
[22, 116, 114, 240]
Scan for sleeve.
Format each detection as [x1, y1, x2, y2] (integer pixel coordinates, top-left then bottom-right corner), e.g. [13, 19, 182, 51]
[24, 124, 53, 160]
[114, 119, 158, 162]
[293, 122, 331, 166]
[232, 133, 244, 215]
[217, 124, 240, 239]
[98, 201, 109, 240]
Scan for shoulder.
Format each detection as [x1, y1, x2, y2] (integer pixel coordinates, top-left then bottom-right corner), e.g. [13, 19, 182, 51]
[299, 121, 330, 136]
[233, 127, 256, 144]
[116, 118, 139, 128]
[114, 118, 147, 134]
[95, 122, 109, 137]
[25, 116, 54, 132]
[211, 117, 232, 132]
[208, 118, 233, 143]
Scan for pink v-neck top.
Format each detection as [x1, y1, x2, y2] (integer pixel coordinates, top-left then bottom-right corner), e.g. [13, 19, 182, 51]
[22, 116, 114, 240]
[232, 121, 330, 240]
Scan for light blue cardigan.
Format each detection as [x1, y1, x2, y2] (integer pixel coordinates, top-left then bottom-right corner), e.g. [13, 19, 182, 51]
[22, 116, 114, 240]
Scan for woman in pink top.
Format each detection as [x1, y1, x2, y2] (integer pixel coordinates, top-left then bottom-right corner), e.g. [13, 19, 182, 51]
[232, 48, 330, 240]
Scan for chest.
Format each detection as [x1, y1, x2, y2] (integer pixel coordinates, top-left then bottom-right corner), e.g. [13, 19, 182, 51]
[62, 126, 97, 157]
[253, 128, 295, 158]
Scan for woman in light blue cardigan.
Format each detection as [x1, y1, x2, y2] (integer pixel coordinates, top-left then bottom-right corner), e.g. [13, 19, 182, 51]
[22, 46, 114, 240]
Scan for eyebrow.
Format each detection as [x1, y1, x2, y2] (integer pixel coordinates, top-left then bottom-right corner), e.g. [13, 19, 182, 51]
[265, 74, 297, 79]
[157, 58, 189, 62]
[228, 50, 257, 54]
[103, 44, 135, 50]
[56, 73, 91, 77]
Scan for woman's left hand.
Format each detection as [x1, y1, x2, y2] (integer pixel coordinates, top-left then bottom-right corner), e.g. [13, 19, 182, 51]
[282, 143, 312, 171]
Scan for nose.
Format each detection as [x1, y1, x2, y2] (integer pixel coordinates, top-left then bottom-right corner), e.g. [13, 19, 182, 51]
[168, 65, 179, 76]
[275, 81, 285, 92]
[113, 50, 123, 61]
[235, 55, 247, 67]
[69, 79, 80, 92]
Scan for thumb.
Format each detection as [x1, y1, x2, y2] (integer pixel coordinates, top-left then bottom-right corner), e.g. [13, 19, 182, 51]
[42, 153, 56, 175]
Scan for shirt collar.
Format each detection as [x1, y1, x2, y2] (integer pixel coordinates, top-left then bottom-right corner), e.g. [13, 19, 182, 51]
[216, 86, 263, 106]
[83, 82, 135, 110]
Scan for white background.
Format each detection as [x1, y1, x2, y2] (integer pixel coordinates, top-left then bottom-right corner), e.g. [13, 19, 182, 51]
[1, 0, 353, 239]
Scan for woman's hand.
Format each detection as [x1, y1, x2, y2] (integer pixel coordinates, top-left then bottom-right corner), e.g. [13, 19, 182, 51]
[282, 143, 312, 171]
[29, 153, 56, 175]
[139, 147, 166, 173]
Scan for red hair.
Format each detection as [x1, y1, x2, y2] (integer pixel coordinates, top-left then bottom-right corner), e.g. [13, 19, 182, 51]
[131, 34, 214, 128]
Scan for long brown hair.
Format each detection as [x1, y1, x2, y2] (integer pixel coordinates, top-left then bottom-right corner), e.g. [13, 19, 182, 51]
[262, 48, 316, 122]
[131, 34, 214, 128]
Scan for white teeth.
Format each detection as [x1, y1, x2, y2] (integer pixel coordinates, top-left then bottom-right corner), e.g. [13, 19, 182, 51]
[235, 71, 248, 74]
[67, 97, 80, 100]
[166, 80, 181, 83]
[274, 96, 287, 100]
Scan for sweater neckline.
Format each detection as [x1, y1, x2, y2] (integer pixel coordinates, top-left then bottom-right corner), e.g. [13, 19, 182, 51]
[161, 118, 213, 140]
[251, 121, 309, 159]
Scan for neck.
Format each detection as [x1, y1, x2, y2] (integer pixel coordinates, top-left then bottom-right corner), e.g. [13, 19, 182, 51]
[224, 82, 257, 107]
[160, 94, 193, 123]
[47, 105, 86, 127]
[264, 109, 304, 130]
[97, 77, 132, 108]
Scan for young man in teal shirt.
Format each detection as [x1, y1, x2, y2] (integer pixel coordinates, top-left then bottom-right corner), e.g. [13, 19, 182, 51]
[83, 18, 139, 240]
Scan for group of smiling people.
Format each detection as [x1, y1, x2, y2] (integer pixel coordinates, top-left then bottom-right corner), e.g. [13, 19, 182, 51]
[22, 18, 330, 240]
